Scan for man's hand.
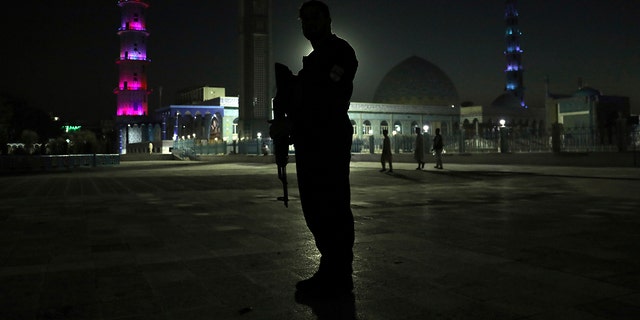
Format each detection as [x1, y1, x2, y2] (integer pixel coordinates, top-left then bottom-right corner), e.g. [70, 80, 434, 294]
[269, 118, 292, 143]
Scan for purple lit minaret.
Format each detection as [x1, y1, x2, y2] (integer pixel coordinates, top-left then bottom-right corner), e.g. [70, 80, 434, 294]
[115, 0, 151, 117]
[504, 0, 526, 108]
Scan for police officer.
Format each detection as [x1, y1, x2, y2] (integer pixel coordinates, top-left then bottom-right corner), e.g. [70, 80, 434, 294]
[271, 0, 358, 296]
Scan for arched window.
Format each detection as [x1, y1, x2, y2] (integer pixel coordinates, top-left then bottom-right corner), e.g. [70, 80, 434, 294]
[180, 112, 194, 138]
[380, 121, 388, 135]
[362, 120, 372, 135]
[472, 119, 479, 136]
[393, 121, 402, 135]
[194, 112, 204, 139]
[411, 121, 419, 133]
[350, 119, 357, 136]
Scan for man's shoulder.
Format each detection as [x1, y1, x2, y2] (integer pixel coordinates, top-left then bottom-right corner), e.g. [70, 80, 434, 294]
[329, 34, 355, 50]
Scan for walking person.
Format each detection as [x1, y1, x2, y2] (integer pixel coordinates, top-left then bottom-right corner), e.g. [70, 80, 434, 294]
[380, 129, 393, 173]
[414, 127, 426, 170]
[432, 128, 444, 169]
[270, 0, 358, 297]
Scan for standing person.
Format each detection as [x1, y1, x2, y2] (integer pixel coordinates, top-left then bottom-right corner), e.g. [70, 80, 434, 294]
[414, 127, 426, 170]
[380, 129, 393, 173]
[270, 0, 358, 297]
[432, 128, 444, 169]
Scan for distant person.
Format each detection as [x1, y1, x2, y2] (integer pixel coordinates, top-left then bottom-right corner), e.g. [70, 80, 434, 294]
[380, 129, 393, 173]
[414, 127, 425, 170]
[432, 128, 444, 169]
[269, 0, 358, 297]
[261, 143, 269, 156]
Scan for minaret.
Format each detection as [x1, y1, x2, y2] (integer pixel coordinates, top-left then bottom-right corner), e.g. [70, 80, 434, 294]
[115, 0, 150, 116]
[504, 0, 526, 108]
[115, 0, 151, 153]
[238, 0, 272, 141]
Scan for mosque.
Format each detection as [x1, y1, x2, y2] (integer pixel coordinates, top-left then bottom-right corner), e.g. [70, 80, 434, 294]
[114, 0, 629, 155]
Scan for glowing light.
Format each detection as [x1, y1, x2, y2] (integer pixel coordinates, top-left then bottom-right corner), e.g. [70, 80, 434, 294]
[505, 65, 520, 71]
[63, 125, 82, 133]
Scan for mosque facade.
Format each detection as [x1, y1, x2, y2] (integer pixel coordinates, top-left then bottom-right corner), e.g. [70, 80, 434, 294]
[118, 0, 630, 155]
[142, 55, 466, 154]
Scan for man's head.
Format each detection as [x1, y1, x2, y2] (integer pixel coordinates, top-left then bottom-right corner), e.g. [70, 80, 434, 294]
[299, 0, 332, 43]
[383, 129, 389, 136]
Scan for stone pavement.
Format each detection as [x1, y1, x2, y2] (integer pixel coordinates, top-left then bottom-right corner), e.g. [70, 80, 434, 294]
[1, 159, 639, 319]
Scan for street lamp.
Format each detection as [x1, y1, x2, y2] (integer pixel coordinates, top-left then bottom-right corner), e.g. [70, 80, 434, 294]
[257, 132, 262, 155]
[499, 119, 509, 153]
[422, 125, 431, 153]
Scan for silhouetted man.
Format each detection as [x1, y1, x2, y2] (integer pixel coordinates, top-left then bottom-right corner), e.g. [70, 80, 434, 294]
[414, 127, 425, 170]
[270, 0, 358, 297]
[432, 128, 444, 169]
[380, 129, 393, 172]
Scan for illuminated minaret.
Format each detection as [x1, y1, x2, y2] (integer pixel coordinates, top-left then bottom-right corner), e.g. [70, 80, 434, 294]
[115, 0, 150, 117]
[504, 0, 526, 108]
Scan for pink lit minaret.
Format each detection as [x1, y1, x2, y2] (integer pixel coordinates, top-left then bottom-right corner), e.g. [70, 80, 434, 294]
[115, 0, 150, 117]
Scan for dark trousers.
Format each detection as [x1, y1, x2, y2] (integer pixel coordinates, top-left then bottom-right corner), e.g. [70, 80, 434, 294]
[294, 135, 354, 277]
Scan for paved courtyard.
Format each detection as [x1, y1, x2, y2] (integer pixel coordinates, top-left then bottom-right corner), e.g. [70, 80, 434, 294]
[1, 159, 639, 319]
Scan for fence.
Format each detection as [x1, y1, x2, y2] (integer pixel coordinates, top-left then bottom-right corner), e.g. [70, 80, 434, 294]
[171, 125, 640, 157]
[0, 154, 120, 174]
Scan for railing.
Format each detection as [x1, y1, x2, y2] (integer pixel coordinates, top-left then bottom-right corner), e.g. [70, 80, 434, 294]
[0, 154, 120, 174]
[170, 125, 640, 157]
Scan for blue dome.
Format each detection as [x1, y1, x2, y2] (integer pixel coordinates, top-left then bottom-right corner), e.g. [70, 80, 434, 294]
[373, 55, 459, 106]
[491, 91, 521, 109]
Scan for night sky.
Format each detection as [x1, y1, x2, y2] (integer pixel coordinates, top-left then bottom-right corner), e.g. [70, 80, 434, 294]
[1, 0, 638, 123]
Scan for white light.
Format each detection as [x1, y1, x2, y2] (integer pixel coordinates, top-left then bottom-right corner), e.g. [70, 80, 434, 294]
[423, 125, 429, 133]
[500, 119, 506, 127]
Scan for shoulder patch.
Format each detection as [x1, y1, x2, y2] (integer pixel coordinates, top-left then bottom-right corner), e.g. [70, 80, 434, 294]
[330, 64, 344, 82]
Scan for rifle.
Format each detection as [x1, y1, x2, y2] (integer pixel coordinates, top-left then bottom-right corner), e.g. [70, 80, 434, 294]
[271, 63, 295, 207]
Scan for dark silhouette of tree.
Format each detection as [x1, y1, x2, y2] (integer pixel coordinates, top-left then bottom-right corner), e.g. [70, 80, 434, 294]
[0, 94, 63, 149]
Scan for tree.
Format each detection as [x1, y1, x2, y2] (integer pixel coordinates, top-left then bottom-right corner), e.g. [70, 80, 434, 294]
[0, 96, 14, 154]
[0, 93, 63, 148]
[20, 130, 39, 154]
[68, 130, 99, 154]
